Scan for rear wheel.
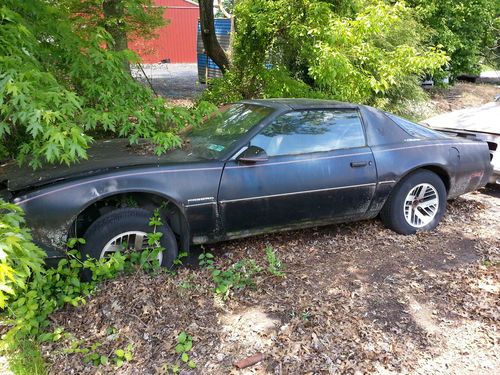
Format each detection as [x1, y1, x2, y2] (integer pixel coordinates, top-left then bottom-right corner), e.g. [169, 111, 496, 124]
[380, 170, 446, 234]
[80, 208, 178, 279]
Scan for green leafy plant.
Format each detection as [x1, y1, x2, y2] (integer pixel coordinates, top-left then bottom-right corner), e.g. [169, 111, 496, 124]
[265, 246, 285, 277]
[211, 259, 262, 299]
[204, 0, 449, 115]
[406, 0, 498, 77]
[198, 251, 262, 298]
[114, 343, 134, 367]
[0, 199, 46, 309]
[198, 251, 214, 268]
[174, 331, 196, 370]
[0, 1, 217, 168]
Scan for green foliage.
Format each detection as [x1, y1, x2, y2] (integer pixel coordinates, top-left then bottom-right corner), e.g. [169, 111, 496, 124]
[199, 251, 262, 299]
[174, 331, 196, 370]
[2, 207, 167, 341]
[160, 331, 196, 373]
[67, 0, 165, 42]
[265, 246, 285, 277]
[204, 0, 448, 112]
[407, 0, 498, 76]
[0, 0, 216, 168]
[114, 343, 134, 367]
[0, 199, 46, 309]
[4, 250, 129, 340]
[0, 337, 47, 375]
[61, 334, 133, 368]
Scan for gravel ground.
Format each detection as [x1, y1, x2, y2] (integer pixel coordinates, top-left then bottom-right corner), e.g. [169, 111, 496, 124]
[40, 185, 499, 374]
[131, 63, 206, 100]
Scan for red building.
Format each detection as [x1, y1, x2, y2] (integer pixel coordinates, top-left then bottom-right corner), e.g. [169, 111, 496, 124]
[129, 0, 199, 64]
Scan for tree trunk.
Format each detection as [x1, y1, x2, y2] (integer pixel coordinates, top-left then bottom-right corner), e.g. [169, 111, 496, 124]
[103, 0, 130, 73]
[199, 0, 230, 73]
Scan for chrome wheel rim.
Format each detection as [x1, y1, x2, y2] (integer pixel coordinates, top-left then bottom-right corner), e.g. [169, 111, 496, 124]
[100, 231, 163, 263]
[404, 183, 439, 228]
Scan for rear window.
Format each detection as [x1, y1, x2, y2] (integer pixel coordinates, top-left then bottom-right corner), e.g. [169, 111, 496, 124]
[386, 113, 445, 139]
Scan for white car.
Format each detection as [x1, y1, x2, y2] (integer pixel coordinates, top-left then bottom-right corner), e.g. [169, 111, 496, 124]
[424, 101, 500, 184]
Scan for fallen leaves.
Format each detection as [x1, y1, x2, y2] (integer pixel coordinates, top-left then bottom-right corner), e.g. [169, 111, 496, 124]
[40, 188, 499, 374]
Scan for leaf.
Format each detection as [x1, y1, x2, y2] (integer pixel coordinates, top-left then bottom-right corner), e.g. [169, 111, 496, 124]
[181, 352, 189, 362]
[177, 331, 187, 344]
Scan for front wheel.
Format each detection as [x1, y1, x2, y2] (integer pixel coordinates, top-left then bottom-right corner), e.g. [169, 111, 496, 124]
[80, 208, 178, 278]
[380, 170, 447, 234]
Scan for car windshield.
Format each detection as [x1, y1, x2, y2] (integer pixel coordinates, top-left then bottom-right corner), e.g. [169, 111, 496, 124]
[184, 103, 273, 159]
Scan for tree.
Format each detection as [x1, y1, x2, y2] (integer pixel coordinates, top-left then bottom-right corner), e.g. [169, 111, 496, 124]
[199, 0, 230, 72]
[68, 0, 165, 73]
[406, 0, 497, 77]
[203, 0, 447, 114]
[0, 0, 215, 168]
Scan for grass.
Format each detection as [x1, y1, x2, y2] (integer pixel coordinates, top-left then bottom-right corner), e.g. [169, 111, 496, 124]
[0, 337, 47, 375]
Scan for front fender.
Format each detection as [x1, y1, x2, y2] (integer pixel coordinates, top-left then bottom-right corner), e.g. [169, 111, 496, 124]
[14, 163, 224, 255]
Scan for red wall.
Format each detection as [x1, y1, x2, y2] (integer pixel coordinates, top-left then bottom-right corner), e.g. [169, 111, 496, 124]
[129, 0, 199, 63]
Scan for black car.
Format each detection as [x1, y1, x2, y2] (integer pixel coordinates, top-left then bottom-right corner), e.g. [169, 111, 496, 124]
[0, 99, 492, 267]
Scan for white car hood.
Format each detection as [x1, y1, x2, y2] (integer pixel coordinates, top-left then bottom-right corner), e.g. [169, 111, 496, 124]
[423, 101, 500, 135]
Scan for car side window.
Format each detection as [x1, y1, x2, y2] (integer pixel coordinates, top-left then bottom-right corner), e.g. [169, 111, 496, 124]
[250, 110, 365, 156]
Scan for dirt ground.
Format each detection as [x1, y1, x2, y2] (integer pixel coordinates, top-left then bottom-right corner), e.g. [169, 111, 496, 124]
[40, 185, 499, 374]
[428, 82, 499, 114]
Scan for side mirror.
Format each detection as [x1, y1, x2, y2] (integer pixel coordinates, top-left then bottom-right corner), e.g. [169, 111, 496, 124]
[237, 145, 268, 163]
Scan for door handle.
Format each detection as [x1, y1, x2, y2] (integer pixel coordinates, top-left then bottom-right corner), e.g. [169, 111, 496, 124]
[350, 161, 369, 168]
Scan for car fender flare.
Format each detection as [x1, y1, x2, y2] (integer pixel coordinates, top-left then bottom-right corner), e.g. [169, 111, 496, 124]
[70, 188, 191, 253]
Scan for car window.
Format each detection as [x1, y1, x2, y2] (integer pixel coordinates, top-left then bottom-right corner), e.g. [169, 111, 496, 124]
[185, 103, 274, 159]
[385, 113, 445, 139]
[250, 110, 365, 156]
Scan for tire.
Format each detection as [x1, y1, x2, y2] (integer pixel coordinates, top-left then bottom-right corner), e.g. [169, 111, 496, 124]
[80, 208, 178, 279]
[380, 170, 447, 235]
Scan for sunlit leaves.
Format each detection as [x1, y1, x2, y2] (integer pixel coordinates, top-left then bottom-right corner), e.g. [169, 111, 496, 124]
[210, 0, 449, 111]
[0, 199, 46, 309]
[0, 1, 216, 169]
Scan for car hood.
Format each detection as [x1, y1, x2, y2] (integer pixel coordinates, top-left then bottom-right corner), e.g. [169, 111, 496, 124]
[0, 139, 206, 192]
[422, 101, 500, 136]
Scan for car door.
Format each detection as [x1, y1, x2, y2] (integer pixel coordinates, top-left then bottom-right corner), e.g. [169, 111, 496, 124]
[218, 108, 378, 236]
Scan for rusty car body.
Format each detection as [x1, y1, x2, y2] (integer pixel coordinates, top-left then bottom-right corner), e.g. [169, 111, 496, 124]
[0, 99, 493, 265]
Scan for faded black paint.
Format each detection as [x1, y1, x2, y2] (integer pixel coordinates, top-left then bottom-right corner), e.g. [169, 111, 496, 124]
[1, 99, 492, 259]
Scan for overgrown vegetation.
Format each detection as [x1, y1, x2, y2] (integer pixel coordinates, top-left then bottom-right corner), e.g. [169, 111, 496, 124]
[0, 0, 216, 167]
[407, 0, 498, 77]
[0, 200, 46, 309]
[0, 201, 287, 371]
[202, 0, 498, 116]
[0, 203, 165, 373]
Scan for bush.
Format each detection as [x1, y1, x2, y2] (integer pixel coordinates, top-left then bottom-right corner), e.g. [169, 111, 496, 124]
[0, 199, 45, 309]
[204, 0, 448, 112]
[407, 0, 498, 77]
[0, 1, 216, 168]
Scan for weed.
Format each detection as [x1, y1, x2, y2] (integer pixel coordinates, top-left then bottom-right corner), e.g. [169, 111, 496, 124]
[211, 259, 262, 299]
[265, 246, 285, 277]
[114, 343, 134, 367]
[198, 251, 214, 268]
[198, 252, 262, 299]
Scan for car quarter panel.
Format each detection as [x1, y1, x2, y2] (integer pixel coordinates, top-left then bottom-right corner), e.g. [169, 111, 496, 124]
[13, 163, 224, 256]
[369, 140, 491, 213]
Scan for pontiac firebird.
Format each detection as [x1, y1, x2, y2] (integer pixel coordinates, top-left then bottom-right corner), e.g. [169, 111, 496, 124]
[0, 99, 492, 267]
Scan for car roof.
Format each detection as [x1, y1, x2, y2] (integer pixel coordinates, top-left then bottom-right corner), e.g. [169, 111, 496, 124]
[240, 98, 360, 110]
